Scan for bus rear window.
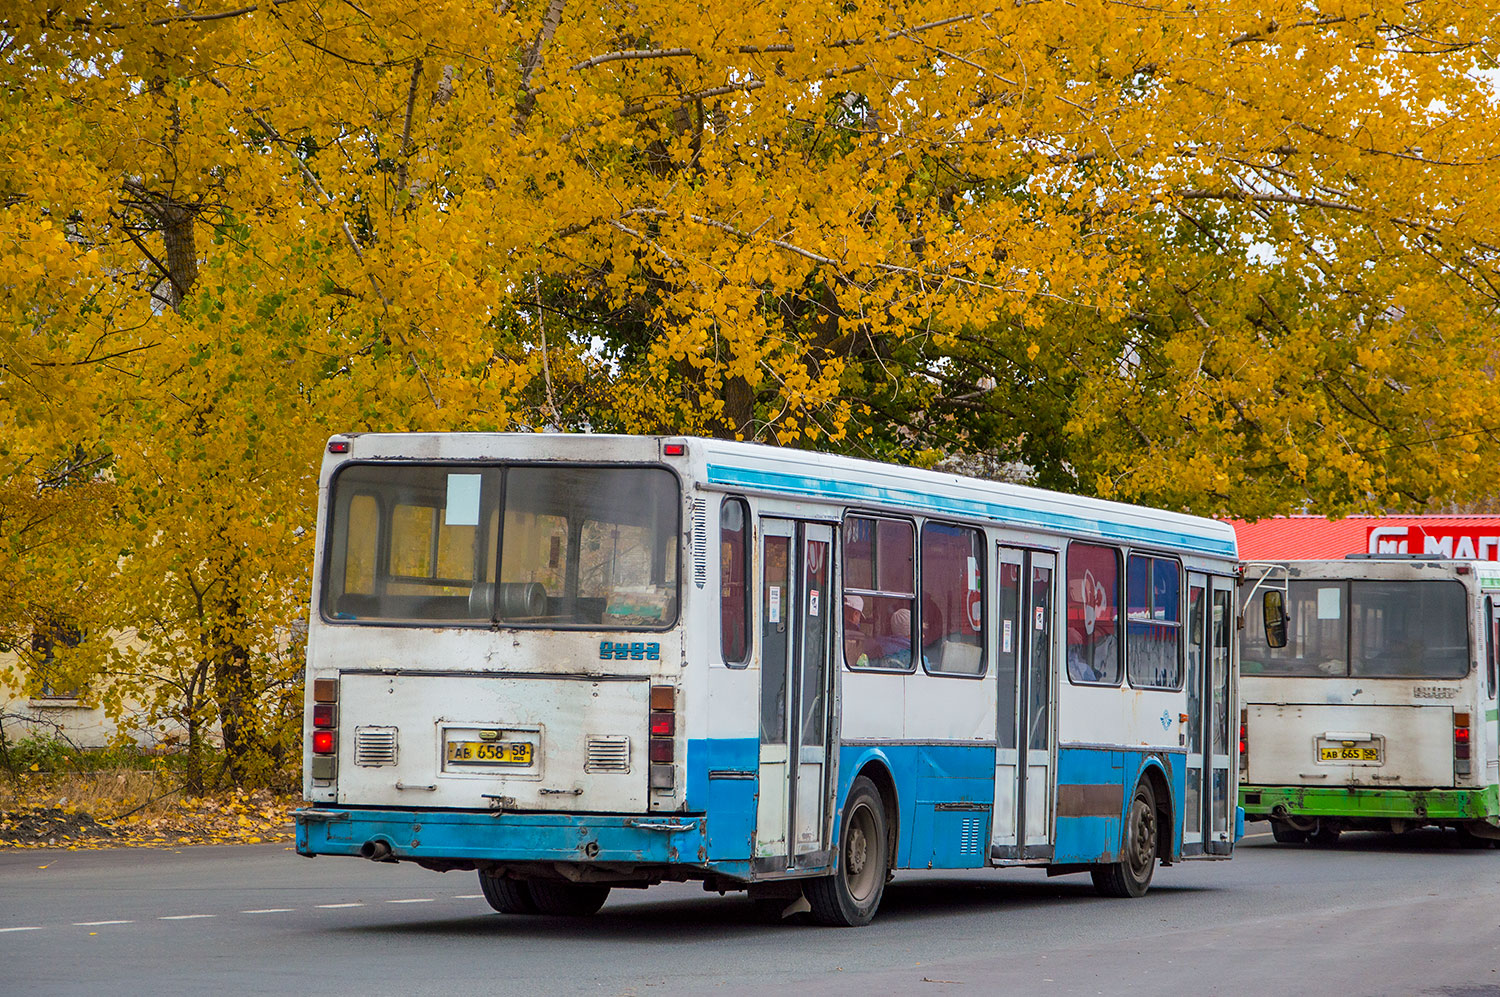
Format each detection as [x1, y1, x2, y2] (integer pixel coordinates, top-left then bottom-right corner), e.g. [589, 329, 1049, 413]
[322, 464, 679, 628]
[1242, 579, 1468, 679]
[1349, 581, 1468, 679]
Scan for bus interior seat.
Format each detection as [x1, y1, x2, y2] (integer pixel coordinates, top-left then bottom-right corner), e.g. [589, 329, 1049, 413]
[938, 640, 984, 674]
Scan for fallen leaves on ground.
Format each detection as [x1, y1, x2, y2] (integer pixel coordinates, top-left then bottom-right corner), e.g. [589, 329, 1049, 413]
[0, 785, 297, 850]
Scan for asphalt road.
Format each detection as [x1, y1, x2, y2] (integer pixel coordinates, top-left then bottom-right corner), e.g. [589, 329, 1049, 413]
[3, 826, 1499, 996]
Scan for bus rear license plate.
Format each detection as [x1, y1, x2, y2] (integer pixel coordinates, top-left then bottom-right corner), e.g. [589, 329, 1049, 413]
[1318, 746, 1380, 762]
[447, 741, 534, 766]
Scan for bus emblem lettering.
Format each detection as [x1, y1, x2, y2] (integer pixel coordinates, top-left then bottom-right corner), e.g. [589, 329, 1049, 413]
[599, 641, 660, 661]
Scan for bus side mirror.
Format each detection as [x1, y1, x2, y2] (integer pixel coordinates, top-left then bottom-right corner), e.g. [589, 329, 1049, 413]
[1263, 591, 1289, 649]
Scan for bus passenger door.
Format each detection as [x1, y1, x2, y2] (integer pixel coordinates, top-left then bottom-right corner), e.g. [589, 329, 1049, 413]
[991, 546, 1056, 860]
[1207, 579, 1235, 853]
[1183, 574, 1208, 851]
[755, 519, 834, 871]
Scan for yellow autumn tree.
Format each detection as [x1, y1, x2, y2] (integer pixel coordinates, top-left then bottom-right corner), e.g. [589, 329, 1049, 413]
[3, 1, 1498, 779]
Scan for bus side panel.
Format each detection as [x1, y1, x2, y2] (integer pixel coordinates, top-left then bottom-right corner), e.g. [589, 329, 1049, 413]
[837, 743, 994, 870]
[834, 746, 900, 865]
[1052, 748, 1185, 864]
[686, 736, 758, 862]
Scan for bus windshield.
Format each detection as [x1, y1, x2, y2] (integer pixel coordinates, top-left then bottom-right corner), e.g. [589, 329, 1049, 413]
[1242, 579, 1469, 679]
[322, 463, 680, 628]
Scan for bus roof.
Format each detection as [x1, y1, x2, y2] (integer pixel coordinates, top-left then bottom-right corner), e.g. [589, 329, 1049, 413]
[325, 432, 1238, 560]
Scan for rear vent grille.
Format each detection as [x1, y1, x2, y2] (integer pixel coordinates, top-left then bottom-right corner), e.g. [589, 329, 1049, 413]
[354, 726, 399, 767]
[691, 499, 708, 589]
[960, 817, 983, 855]
[585, 736, 631, 773]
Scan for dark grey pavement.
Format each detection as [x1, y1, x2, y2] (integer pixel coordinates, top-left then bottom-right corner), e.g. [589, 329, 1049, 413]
[3, 827, 1498, 995]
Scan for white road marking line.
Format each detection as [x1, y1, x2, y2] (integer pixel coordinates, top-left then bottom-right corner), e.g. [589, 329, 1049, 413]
[242, 909, 295, 914]
[160, 914, 217, 920]
[316, 903, 364, 909]
[386, 898, 435, 904]
[0, 926, 43, 933]
[74, 920, 134, 926]
[452, 894, 483, 899]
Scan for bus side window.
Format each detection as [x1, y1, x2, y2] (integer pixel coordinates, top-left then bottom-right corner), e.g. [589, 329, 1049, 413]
[920, 522, 986, 675]
[720, 498, 751, 666]
[1066, 543, 1121, 685]
[842, 516, 915, 670]
[1488, 597, 1497, 700]
[1126, 555, 1182, 690]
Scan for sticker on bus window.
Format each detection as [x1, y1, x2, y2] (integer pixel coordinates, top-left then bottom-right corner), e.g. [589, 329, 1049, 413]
[1317, 586, 1341, 620]
[769, 586, 781, 623]
[445, 474, 481, 526]
[1002, 620, 1013, 653]
[1035, 606, 1045, 631]
[809, 590, 820, 617]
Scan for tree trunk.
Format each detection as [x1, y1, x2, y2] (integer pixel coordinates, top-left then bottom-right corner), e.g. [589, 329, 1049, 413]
[157, 200, 198, 311]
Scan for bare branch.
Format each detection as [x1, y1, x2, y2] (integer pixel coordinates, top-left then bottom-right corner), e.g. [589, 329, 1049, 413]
[570, 48, 695, 72]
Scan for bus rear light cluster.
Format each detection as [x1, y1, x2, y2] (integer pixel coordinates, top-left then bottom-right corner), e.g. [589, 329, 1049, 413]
[1239, 709, 1248, 774]
[311, 678, 340, 781]
[649, 685, 675, 789]
[1455, 712, 1472, 776]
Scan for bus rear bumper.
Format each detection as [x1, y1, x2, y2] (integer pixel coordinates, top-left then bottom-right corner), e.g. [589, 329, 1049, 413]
[1240, 785, 1498, 821]
[295, 807, 711, 868]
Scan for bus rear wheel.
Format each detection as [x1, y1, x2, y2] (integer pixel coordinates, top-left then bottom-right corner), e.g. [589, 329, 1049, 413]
[807, 776, 889, 926]
[478, 872, 538, 914]
[1270, 820, 1309, 844]
[1092, 779, 1158, 899]
[528, 880, 611, 916]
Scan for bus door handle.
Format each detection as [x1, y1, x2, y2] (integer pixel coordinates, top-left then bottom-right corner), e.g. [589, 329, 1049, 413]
[396, 782, 437, 791]
[1297, 773, 1329, 779]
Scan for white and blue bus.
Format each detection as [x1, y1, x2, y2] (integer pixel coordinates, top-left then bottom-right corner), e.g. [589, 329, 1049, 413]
[297, 434, 1243, 925]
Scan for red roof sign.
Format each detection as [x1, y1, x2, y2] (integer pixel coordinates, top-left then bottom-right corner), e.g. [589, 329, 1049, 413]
[1228, 515, 1500, 562]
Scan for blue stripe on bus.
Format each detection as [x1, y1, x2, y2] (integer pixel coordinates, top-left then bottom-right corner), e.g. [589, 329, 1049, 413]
[302, 740, 1200, 874]
[687, 738, 1195, 870]
[295, 808, 708, 866]
[705, 464, 1237, 557]
[686, 737, 758, 863]
[1053, 746, 1185, 864]
[836, 742, 996, 870]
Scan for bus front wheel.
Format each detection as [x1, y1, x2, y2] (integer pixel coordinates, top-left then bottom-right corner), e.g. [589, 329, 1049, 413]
[807, 776, 890, 926]
[478, 872, 538, 914]
[1091, 779, 1158, 899]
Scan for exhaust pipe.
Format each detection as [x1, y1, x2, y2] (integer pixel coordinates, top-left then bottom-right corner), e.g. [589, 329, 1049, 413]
[360, 839, 394, 862]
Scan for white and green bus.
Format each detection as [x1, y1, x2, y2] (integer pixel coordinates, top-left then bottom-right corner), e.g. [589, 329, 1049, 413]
[1240, 557, 1500, 845]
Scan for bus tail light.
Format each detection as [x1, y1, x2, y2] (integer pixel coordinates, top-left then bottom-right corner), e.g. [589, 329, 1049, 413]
[1239, 708, 1248, 773]
[649, 685, 675, 789]
[311, 678, 340, 779]
[1456, 712, 1472, 774]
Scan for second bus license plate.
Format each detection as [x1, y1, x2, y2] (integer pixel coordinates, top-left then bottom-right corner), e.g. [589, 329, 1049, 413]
[1319, 746, 1380, 762]
[447, 741, 534, 766]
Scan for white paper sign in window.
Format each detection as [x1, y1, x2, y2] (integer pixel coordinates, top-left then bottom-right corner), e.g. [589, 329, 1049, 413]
[445, 473, 482, 527]
[1317, 586, 1341, 620]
